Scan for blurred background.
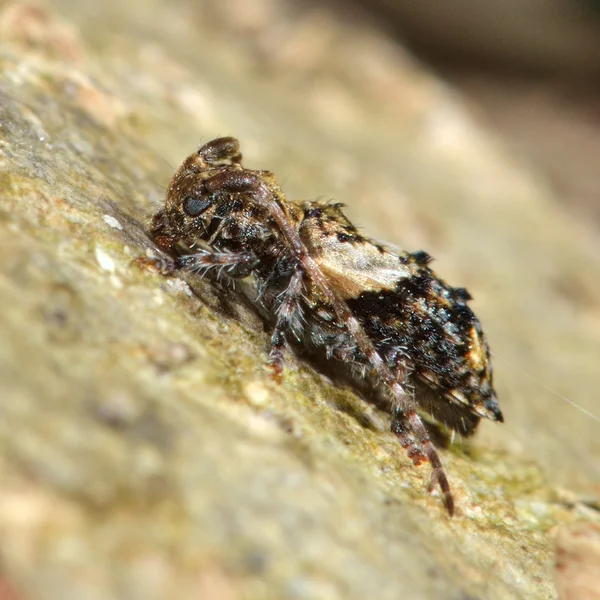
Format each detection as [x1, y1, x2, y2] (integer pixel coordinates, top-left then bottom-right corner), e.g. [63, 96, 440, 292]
[344, 0, 600, 227]
[289, 0, 600, 228]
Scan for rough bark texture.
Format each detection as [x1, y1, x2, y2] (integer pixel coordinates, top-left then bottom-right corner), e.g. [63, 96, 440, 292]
[1, 1, 599, 599]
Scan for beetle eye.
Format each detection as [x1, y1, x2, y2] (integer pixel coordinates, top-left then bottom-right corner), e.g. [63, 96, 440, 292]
[182, 196, 212, 217]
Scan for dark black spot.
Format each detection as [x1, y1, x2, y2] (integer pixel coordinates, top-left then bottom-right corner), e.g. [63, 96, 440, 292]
[347, 273, 481, 388]
[410, 250, 433, 265]
[182, 196, 212, 217]
[394, 274, 433, 301]
[304, 207, 324, 219]
[453, 287, 473, 302]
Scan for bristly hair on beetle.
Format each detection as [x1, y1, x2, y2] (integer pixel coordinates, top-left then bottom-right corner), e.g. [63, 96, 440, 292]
[143, 136, 504, 516]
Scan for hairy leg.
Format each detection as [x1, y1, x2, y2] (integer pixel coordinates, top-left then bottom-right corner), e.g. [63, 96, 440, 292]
[175, 249, 258, 279]
[138, 249, 257, 280]
[268, 269, 304, 382]
[391, 405, 454, 515]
